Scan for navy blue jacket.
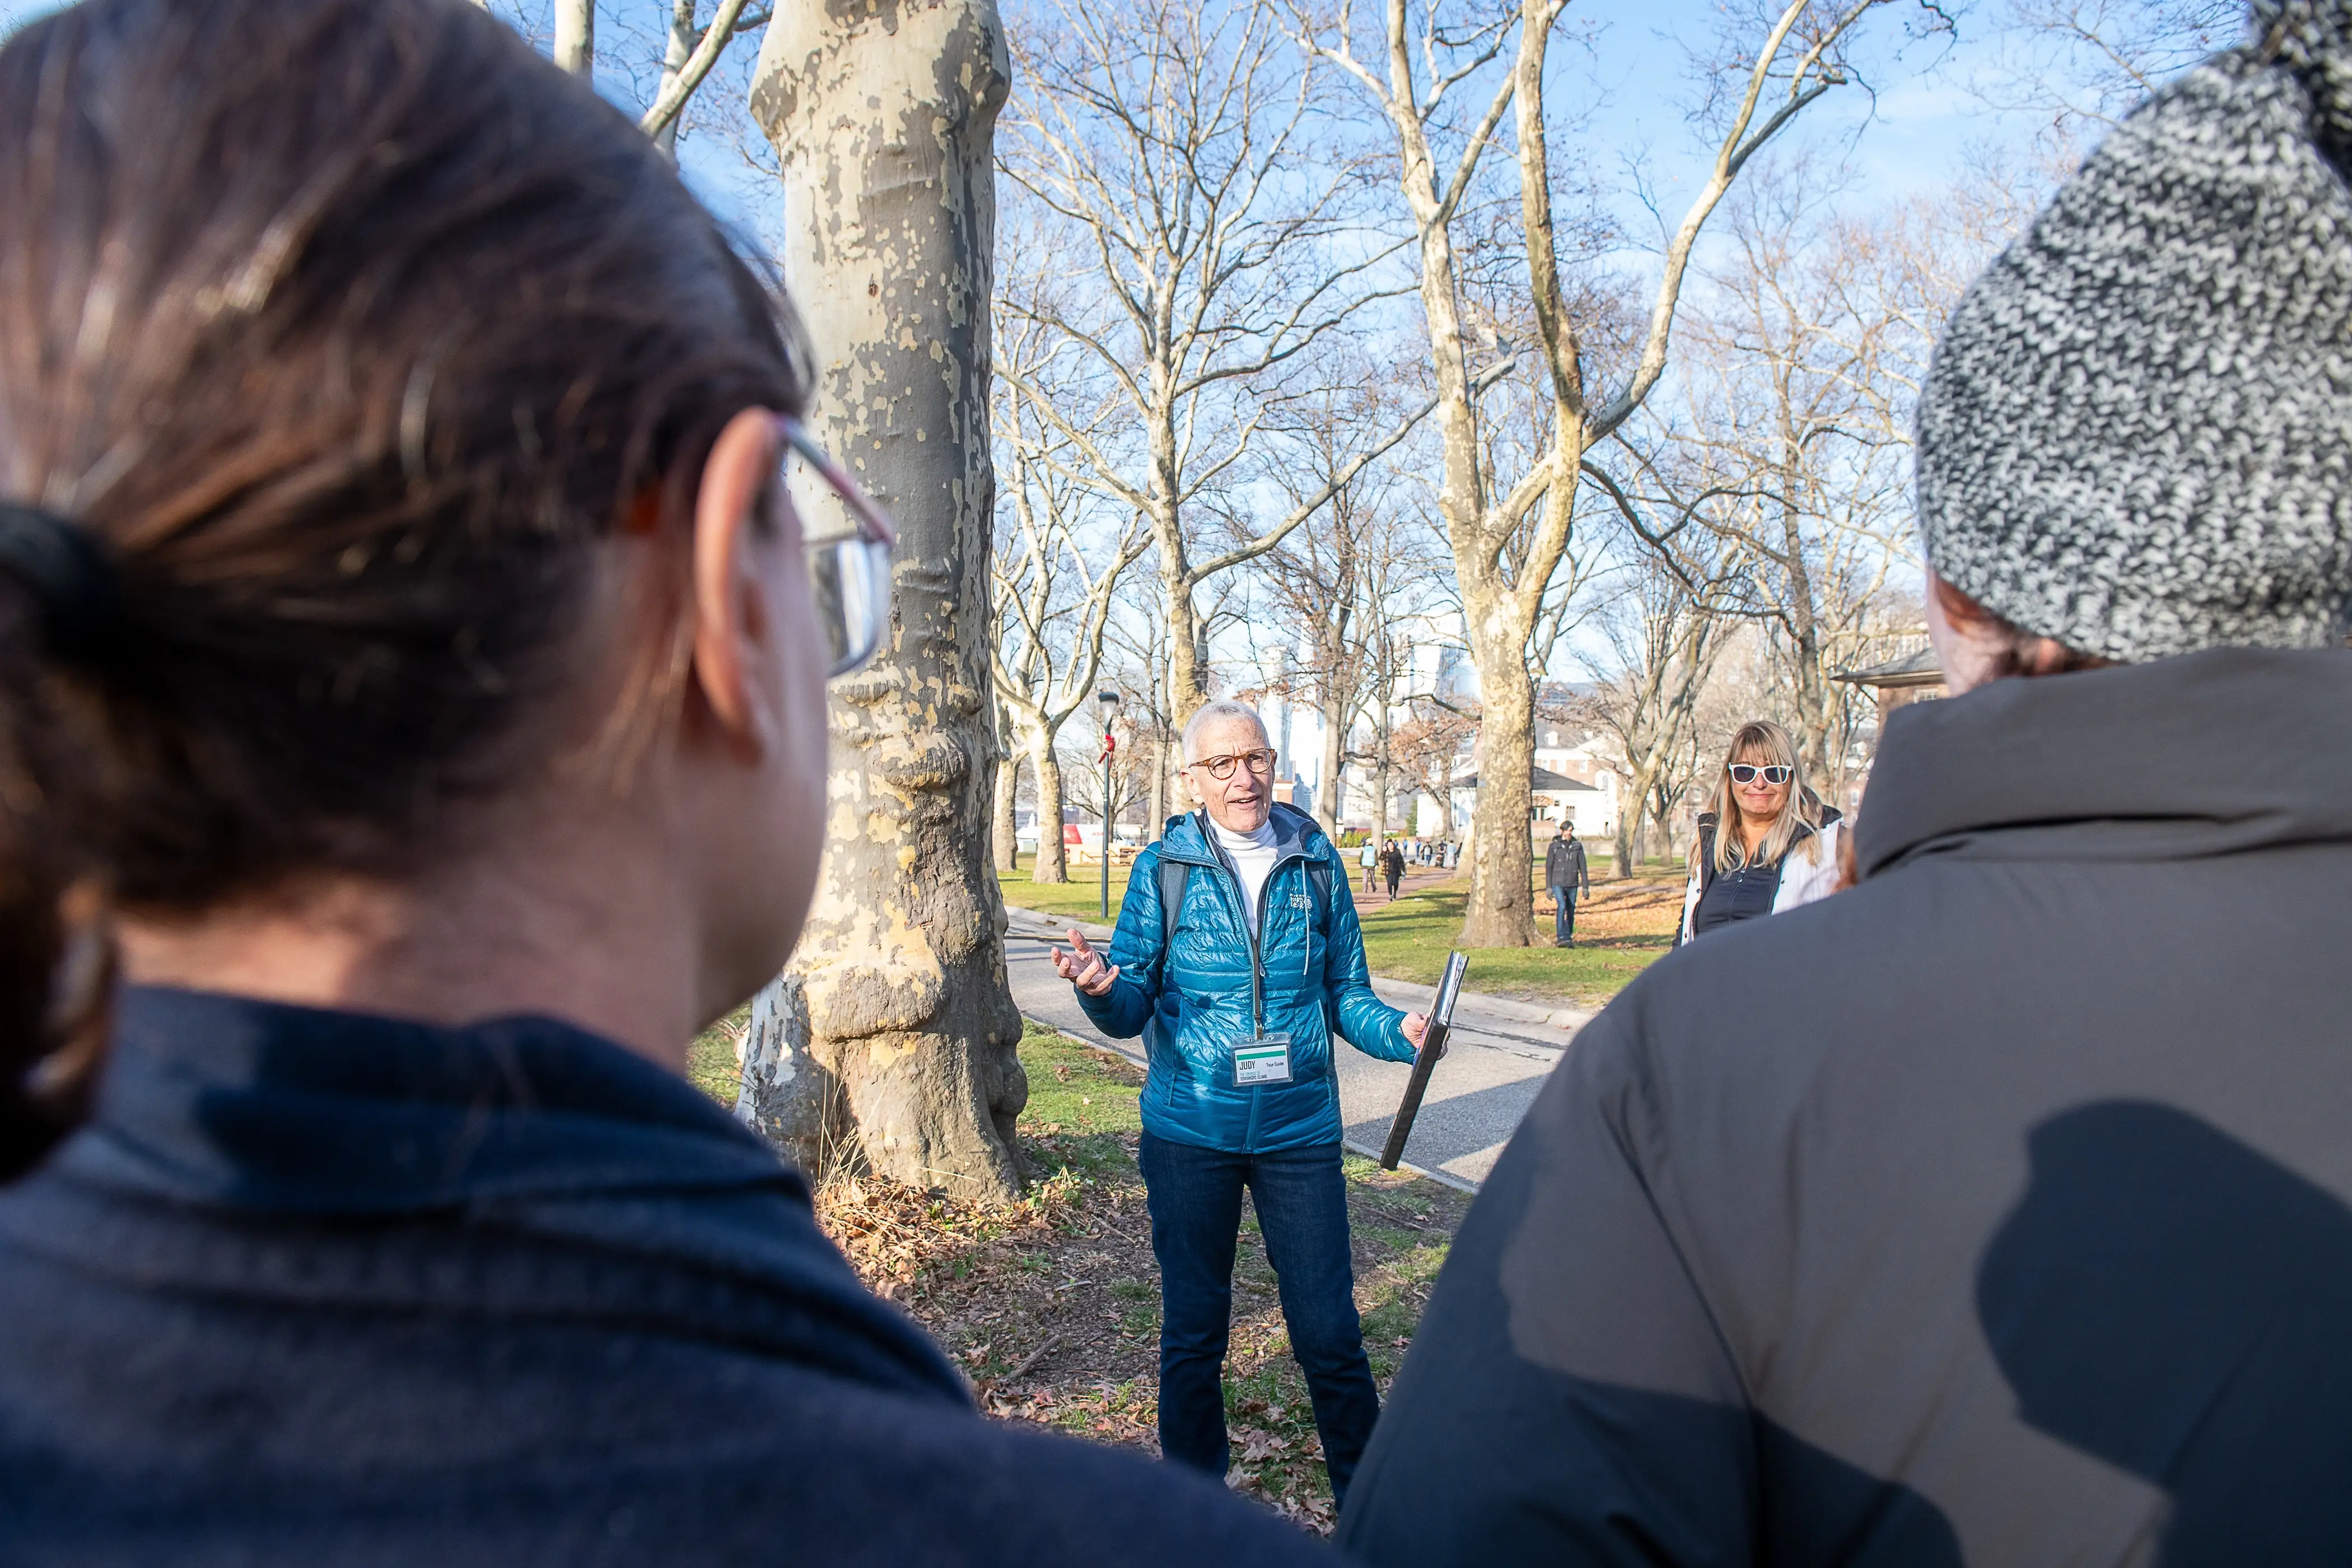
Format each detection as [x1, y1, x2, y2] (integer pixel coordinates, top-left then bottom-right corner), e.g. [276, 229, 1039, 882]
[1077, 805, 1412, 1153]
[0, 986, 1331, 1565]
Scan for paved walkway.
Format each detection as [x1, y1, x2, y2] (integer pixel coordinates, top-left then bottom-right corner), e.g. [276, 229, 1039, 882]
[1002, 901, 1590, 1190]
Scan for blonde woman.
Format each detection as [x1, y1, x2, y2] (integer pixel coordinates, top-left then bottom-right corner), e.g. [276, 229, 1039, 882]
[1675, 721, 1843, 944]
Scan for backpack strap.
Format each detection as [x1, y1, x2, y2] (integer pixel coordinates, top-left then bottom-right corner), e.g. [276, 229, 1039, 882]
[1158, 855, 1190, 966]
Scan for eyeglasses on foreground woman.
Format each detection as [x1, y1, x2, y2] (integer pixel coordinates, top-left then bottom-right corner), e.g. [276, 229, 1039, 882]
[777, 414, 895, 678]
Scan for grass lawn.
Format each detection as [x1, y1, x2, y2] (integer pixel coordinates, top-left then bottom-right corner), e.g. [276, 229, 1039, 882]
[684, 1015, 1464, 1533]
[998, 853, 1131, 927]
[1355, 874, 1683, 1009]
[1000, 850, 1684, 1010]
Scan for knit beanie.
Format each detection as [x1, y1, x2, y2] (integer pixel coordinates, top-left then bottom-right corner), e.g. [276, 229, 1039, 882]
[1916, 0, 2352, 662]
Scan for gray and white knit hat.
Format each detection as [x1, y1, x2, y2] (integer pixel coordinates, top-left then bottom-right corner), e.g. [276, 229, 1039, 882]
[1917, 0, 2352, 662]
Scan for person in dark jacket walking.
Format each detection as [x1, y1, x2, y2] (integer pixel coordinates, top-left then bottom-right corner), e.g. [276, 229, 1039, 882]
[0, 6, 1334, 1563]
[1542, 822, 1590, 946]
[1051, 698, 1425, 1505]
[1380, 839, 1406, 900]
[1342, 4, 2352, 1561]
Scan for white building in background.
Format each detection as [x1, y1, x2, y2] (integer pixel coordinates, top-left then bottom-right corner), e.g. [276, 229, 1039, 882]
[1225, 614, 1622, 845]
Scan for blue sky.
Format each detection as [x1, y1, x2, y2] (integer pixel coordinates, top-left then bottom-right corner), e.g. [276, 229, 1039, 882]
[0, 0, 2090, 225]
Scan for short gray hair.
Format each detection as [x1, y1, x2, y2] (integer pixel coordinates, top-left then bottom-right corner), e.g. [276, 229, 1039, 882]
[1182, 699, 1267, 763]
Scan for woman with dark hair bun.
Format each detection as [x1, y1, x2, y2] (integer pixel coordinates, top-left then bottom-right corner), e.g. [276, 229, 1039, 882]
[0, 2, 1326, 1561]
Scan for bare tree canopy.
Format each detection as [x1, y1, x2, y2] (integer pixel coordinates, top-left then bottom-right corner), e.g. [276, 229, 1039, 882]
[1298, 0, 1930, 946]
[473, 1, 772, 151]
[991, 300, 1151, 883]
[998, 0, 1440, 724]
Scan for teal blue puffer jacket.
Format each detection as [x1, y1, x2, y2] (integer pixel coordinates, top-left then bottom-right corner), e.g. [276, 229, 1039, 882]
[1075, 804, 1415, 1153]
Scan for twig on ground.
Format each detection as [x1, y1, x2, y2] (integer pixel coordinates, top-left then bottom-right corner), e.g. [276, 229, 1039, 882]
[1007, 1334, 1062, 1382]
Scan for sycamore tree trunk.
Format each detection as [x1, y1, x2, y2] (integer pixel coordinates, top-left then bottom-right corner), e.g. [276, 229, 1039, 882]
[1462, 640, 1537, 944]
[1025, 727, 1069, 884]
[1148, 491, 1210, 724]
[1146, 732, 1170, 837]
[1612, 773, 1641, 879]
[1316, 702, 1346, 842]
[743, 0, 1026, 1200]
[650, 0, 696, 158]
[553, 0, 593, 76]
[992, 750, 1019, 872]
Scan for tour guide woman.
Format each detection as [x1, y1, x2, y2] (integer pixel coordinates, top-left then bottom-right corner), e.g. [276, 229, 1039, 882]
[1676, 720, 1843, 944]
[0, 3, 1333, 1561]
[1053, 698, 1427, 1505]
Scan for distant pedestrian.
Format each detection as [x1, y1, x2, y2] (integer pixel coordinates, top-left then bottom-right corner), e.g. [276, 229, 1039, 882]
[1543, 822, 1590, 948]
[1359, 837, 1377, 895]
[1380, 840, 1405, 901]
[1674, 720, 1842, 945]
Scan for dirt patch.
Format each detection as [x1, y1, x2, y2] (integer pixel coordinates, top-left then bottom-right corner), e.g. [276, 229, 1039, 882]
[1564, 875, 1686, 941]
[728, 1025, 1473, 1532]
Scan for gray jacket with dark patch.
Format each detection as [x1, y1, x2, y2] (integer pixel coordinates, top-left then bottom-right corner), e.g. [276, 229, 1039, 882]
[1342, 648, 2352, 1566]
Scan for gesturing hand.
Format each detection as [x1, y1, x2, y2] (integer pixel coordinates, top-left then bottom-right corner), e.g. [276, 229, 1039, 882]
[1402, 1011, 1429, 1051]
[1052, 930, 1121, 997]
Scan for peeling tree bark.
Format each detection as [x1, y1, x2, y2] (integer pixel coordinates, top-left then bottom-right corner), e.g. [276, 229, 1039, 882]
[746, 0, 1026, 1200]
[1317, 704, 1346, 842]
[650, 0, 698, 158]
[1022, 722, 1068, 884]
[552, 0, 593, 77]
[991, 707, 1020, 872]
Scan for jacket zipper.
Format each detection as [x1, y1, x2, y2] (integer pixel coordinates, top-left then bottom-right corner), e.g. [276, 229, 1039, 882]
[1197, 818, 1313, 1040]
[1191, 816, 1320, 1154]
[1198, 820, 1269, 1037]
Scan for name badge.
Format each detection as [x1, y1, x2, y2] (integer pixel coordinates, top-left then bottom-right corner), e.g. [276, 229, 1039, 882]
[1233, 1033, 1293, 1086]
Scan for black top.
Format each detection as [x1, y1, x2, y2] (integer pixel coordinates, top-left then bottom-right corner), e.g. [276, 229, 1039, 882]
[1341, 648, 2352, 1566]
[1690, 858, 1779, 936]
[0, 987, 1331, 1566]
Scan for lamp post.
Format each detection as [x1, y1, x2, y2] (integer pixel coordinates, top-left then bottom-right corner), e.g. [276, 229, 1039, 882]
[1096, 689, 1121, 920]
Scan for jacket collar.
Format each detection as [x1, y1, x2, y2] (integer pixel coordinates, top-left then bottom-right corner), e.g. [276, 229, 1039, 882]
[59, 985, 796, 1216]
[1159, 800, 1324, 867]
[1855, 647, 2352, 879]
[22, 986, 970, 1405]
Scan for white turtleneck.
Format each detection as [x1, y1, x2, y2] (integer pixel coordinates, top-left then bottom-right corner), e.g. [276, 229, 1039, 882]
[1210, 815, 1281, 927]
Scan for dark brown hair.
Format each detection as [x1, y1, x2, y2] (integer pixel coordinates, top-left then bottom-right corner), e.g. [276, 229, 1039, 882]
[1930, 575, 2115, 681]
[0, 0, 812, 1175]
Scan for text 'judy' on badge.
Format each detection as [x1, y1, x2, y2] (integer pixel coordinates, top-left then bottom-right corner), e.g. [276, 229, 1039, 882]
[1233, 1033, 1292, 1086]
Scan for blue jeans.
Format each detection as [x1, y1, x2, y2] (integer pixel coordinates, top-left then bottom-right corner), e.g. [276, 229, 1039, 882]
[1137, 1131, 1380, 1506]
[1551, 885, 1578, 941]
